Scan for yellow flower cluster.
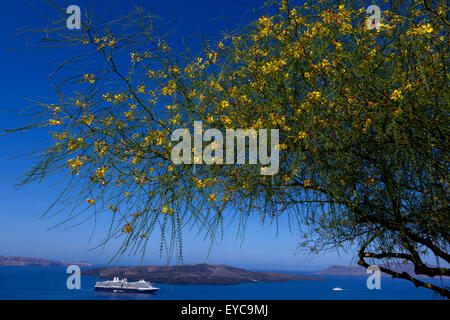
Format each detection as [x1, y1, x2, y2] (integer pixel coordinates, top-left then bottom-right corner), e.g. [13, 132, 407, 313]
[68, 138, 84, 151]
[298, 131, 308, 140]
[130, 51, 150, 63]
[122, 223, 133, 234]
[261, 59, 287, 74]
[67, 155, 85, 175]
[161, 80, 177, 96]
[83, 74, 95, 84]
[408, 23, 433, 36]
[390, 89, 403, 101]
[308, 91, 321, 100]
[49, 119, 62, 126]
[93, 35, 117, 51]
[81, 114, 94, 126]
[161, 206, 174, 215]
[95, 165, 107, 177]
[257, 16, 273, 38]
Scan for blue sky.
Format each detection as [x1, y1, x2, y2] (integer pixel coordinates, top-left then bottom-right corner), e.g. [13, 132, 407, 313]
[0, 0, 354, 270]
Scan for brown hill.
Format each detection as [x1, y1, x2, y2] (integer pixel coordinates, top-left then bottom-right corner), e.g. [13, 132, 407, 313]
[0, 255, 94, 267]
[83, 263, 324, 285]
[314, 264, 449, 279]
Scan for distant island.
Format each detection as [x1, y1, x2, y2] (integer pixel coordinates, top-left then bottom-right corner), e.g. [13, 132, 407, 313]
[0, 255, 94, 267]
[314, 264, 449, 279]
[83, 263, 324, 285]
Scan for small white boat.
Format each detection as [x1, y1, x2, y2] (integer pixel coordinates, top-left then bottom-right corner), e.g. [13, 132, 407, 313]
[333, 287, 343, 291]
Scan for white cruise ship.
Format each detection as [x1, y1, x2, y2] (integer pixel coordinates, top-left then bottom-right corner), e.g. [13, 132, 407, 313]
[94, 277, 159, 294]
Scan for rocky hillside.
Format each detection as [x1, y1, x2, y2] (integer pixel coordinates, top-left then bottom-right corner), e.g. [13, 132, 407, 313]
[314, 264, 449, 279]
[0, 255, 94, 267]
[83, 263, 324, 285]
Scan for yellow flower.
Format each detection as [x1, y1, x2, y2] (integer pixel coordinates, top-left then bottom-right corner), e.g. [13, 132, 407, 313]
[304, 180, 312, 187]
[321, 59, 331, 69]
[49, 119, 62, 126]
[53, 132, 68, 141]
[333, 41, 342, 49]
[95, 166, 108, 179]
[194, 178, 206, 189]
[81, 114, 94, 126]
[298, 131, 308, 140]
[67, 138, 83, 151]
[409, 23, 434, 36]
[205, 115, 214, 124]
[76, 100, 87, 108]
[421, 23, 433, 33]
[161, 206, 174, 215]
[122, 223, 133, 234]
[166, 104, 178, 111]
[67, 156, 84, 174]
[108, 38, 117, 47]
[208, 51, 218, 63]
[86, 199, 95, 205]
[308, 91, 321, 100]
[83, 74, 95, 84]
[261, 59, 287, 74]
[130, 52, 142, 62]
[221, 100, 230, 109]
[390, 89, 402, 101]
[161, 81, 176, 95]
[221, 115, 232, 126]
[209, 193, 217, 202]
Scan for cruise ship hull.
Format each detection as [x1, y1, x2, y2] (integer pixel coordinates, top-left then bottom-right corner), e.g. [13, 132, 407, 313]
[95, 286, 158, 294]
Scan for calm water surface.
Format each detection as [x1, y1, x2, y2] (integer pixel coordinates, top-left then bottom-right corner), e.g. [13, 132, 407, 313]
[0, 266, 447, 300]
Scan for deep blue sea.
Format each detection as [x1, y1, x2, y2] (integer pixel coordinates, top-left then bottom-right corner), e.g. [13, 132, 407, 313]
[0, 266, 447, 300]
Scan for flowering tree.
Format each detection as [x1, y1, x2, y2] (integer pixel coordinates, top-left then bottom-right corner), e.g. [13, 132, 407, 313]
[16, 0, 449, 297]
